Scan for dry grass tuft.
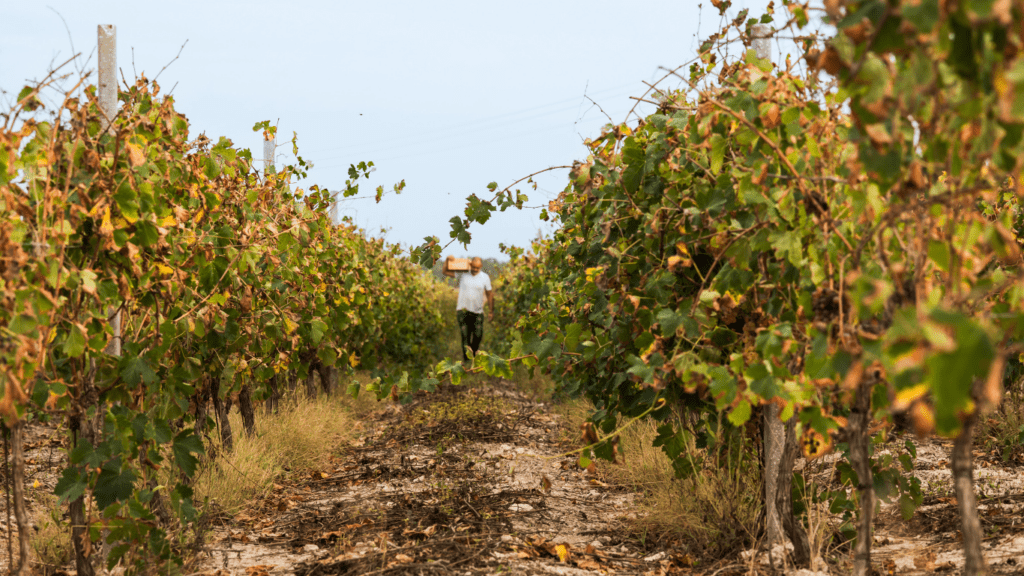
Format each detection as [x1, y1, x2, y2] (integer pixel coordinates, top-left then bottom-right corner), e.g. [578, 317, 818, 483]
[978, 390, 1024, 462]
[29, 493, 72, 575]
[556, 399, 761, 559]
[194, 392, 366, 515]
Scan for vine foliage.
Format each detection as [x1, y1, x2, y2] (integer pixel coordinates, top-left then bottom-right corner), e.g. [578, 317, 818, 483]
[1, 71, 444, 571]
[416, 0, 1024, 569]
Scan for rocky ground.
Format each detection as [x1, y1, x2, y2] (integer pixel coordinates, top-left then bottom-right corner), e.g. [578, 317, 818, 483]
[4, 381, 1024, 575]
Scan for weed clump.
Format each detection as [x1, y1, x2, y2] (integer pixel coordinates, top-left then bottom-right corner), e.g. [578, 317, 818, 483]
[557, 400, 761, 560]
[29, 493, 72, 575]
[194, 393, 363, 514]
[387, 389, 515, 445]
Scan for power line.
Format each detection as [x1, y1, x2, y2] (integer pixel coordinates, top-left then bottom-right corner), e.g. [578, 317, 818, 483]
[310, 103, 638, 170]
[300, 82, 642, 159]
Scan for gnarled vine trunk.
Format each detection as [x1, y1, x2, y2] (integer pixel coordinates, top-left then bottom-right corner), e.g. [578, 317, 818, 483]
[763, 404, 785, 551]
[848, 375, 874, 576]
[265, 374, 281, 415]
[69, 413, 96, 576]
[238, 384, 256, 437]
[11, 421, 30, 576]
[953, 415, 986, 575]
[776, 416, 811, 567]
[304, 369, 317, 399]
[316, 363, 334, 396]
[210, 377, 233, 452]
[193, 381, 210, 436]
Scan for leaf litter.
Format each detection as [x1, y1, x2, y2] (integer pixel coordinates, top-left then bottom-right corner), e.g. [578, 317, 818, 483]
[7, 383, 1024, 574]
[191, 382, 672, 576]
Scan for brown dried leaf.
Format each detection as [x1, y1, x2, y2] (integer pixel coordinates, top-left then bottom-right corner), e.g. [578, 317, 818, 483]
[993, 0, 1012, 24]
[581, 422, 599, 445]
[908, 161, 927, 189]
[909, 401, 936, 437]
[126, 143, 145, 167]
[981, 354, 1005, 413]
[841, 360, 864, 392]
[763, 104, 781, 129]
[819, 46, 846, 75]
[843, 19, 872, 43]
[864, 123, 892, 145]
[245, 565, 275, 576]
[913, 551, 937, 570]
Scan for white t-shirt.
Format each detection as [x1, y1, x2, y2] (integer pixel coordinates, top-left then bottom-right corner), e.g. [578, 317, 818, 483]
[455, 271, 492, 314]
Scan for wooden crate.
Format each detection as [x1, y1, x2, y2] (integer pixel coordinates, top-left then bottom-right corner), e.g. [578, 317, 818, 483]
[447, 257, 471, 271]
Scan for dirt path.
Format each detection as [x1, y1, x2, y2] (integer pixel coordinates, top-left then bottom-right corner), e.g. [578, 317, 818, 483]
[191, 382, 679, 576]
[6, 383, 1024, 575]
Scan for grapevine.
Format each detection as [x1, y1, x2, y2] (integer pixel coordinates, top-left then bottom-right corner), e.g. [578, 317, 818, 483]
[418, 0, 1024, 572]
[0, 69, 445, 573]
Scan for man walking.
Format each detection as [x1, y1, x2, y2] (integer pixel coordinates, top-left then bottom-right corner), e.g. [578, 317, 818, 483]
[442, 256, 494, 361]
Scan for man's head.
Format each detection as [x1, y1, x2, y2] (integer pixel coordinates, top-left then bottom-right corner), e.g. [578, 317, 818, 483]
[470, 257, 483, 275]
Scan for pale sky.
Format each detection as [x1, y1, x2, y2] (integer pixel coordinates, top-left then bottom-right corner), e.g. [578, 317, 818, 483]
[4, 0, 780, 260]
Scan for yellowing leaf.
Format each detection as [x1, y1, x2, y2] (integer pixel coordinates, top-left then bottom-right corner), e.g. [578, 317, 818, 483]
[893, 383, 929, 412]
[284, 318, 298, 334]
[80, 269, 98, 295]
[126, 142, 145, 167]
[802, 428, 832, 459]
[193, 209, 205, 223]
[158, 215, 177, 227]
[555, 544, 569, 563]
[155, 264, 174, 276]
[100, 206, 114, 237]
[349, 352, 359, 368]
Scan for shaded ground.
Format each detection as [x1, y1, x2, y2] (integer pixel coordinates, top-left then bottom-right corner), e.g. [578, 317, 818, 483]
[869, 437, 1024, 575]
[0, 418, 68, 575]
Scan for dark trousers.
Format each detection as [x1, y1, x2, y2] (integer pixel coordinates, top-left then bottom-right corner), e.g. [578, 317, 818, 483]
[457, 310, 483, 361]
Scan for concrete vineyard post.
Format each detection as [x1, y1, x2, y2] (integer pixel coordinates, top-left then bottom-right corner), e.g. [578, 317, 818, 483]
[264, 135, 276, 176]
[98, 24, 121, 357]
[750, 22, 785, 552]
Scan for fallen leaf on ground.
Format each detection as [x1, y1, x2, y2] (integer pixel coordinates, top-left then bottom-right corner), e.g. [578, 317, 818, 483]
[555, 544, 570, 562]
[245, 565, 275, 576]
[914, 551, 936, 570]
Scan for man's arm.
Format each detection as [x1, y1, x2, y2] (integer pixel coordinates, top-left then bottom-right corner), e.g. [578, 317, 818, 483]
[442, 255, 455, 278]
